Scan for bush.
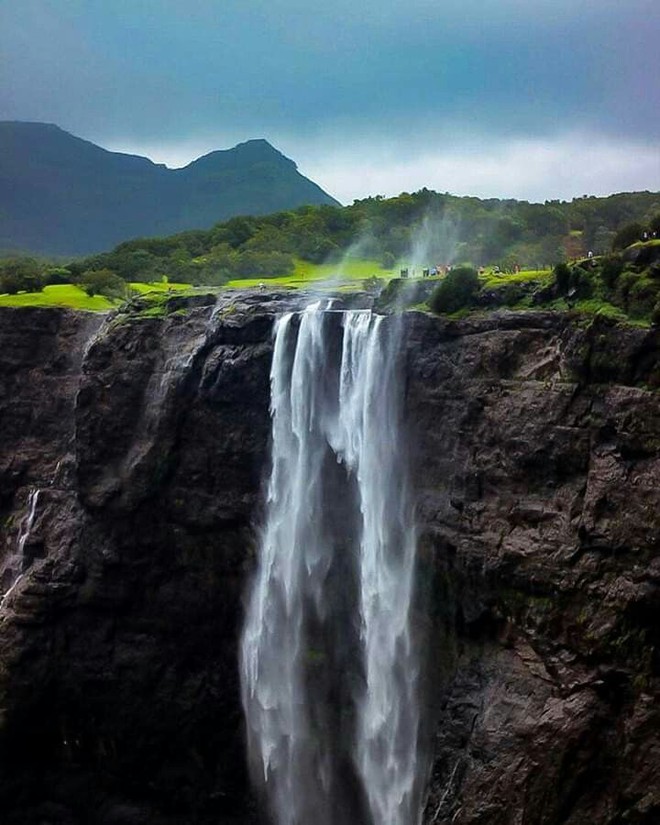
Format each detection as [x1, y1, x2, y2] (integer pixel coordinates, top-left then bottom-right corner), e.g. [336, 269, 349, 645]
[0, 273, 23, 295]
[491, 283, 529, 307]
[0, 257, 45, 294]
[600, 255, 625, 289]
[77, 269, 128, 300]
[428, 266, 480, 314]
[612, 222, 644, 251]
[296, 234, 339, 263]
[43, 267, 72, 286]
[628, 277, 659, 318]
[615, 270, 639, 313]
[233, 251, 294, 277]
[569, 267, 594, 300]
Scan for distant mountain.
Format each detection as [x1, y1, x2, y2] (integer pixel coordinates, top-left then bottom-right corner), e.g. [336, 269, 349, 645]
[0, 122, 340, 255]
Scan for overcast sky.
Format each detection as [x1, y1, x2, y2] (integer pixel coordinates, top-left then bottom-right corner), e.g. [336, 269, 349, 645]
[2, 0, 659, 203]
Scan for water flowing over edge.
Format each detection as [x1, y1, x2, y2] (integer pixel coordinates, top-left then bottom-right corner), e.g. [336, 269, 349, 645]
[241, 302, 423, 825]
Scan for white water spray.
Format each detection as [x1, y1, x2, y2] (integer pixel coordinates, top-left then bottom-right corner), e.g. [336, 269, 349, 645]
[241, 302, 422, 825]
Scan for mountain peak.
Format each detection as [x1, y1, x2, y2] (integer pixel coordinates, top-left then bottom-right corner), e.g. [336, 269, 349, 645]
[0, 121, 339, 255]
[185, 138, 296, 173]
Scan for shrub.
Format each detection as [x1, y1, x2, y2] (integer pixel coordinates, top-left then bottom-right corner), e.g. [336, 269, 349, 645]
[628, 277, 659, 319]
[233, 251, 294, 277]
[615, 270, 639, 313]
[612, 222, 644, 251]
[0, 273, 23, 294]
[492, 283, 529, 307]
[0, 257, 45, 294]
[428, 266, 479, 314]
[569, 267, 594, 300]
[77, 269, 128, 300]
[600, 255, 625, 289]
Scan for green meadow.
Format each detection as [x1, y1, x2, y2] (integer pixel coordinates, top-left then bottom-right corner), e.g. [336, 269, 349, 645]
[0, 261, 401, 310]
[0, 261, 560, 310]
[0, 284, 117, 311]
[225, 258, 398, 289]
[480, 269, 553, 289]
[0, 281, 194, 311]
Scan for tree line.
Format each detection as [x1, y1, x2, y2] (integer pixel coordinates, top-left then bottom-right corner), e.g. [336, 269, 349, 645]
[1, 189, 659, 297]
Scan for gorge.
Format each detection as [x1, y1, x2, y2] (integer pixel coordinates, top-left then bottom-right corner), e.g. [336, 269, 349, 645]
[0, 291, 658, 825]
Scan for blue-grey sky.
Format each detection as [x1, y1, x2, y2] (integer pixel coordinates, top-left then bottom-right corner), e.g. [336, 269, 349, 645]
[2, 0, 659, 203]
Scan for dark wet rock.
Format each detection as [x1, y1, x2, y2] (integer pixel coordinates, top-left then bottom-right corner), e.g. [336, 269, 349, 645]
[0, 299, 658, 824]
[407, 310, 660, 825]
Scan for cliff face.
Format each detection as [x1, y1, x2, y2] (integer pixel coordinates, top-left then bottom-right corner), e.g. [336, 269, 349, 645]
[406, 313, 660, 825]
[0, 296, 275, 825]
[0, 298, 658, 825]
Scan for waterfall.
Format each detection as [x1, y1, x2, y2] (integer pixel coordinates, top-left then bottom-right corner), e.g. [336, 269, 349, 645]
[241, 302, 423, 825]
[1, 488, 41, 605]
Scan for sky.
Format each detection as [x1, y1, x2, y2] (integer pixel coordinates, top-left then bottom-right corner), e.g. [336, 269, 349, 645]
[1, 0, 659, 204]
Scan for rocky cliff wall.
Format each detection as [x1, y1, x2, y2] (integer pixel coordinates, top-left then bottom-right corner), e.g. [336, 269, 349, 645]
[407, 312, 660, 825]
[0, 296, 657, 825]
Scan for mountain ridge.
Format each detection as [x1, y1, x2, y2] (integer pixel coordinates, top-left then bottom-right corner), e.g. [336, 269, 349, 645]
[0, 122, 339, 255]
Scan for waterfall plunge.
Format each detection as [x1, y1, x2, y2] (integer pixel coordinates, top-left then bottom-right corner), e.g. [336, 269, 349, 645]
[241, 303, 423, 825]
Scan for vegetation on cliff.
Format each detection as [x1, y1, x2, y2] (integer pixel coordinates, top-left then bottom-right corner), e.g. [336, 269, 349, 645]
[1, 190, 658, 315]
[62, 189, 660, 281]
[425, 240, 660, 326]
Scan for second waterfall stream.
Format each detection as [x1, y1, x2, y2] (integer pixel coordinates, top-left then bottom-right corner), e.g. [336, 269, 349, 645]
[241, 302, 425, 825]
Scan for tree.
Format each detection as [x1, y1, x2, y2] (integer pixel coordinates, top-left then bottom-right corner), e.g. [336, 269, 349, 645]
[600, 255, 625, 289]
[43, 267, 72, 286]
[612, 222, 643, 251]
[428, 266, 480, 314]
[77, 269, 128, 300]
[0, 257, 45, 294]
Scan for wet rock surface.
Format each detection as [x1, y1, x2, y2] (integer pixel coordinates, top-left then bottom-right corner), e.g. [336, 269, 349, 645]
[406, 310, 660, 825]
[0, 296, 658, 824]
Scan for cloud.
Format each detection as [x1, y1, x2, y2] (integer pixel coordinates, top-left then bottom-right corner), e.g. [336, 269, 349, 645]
[296, 133, 660, 203]
[105, 129, 660, 205]
[1, 1, 658, 202]
[2, 0, 658, 138]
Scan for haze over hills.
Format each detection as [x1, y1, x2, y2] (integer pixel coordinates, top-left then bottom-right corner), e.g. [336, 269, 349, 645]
[0, 122, 340, 256]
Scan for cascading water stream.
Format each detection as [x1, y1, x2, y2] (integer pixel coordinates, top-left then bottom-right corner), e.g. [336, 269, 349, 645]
[241, 302, 423, 825]
[1, 488, 41, 606]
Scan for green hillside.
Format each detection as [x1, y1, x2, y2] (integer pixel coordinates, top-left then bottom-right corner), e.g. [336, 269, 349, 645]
[1, 188, 658, 320]
[63, 188, 660, 284]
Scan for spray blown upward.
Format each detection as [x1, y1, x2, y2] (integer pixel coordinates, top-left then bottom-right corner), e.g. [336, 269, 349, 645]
[241, 302, 423, 825]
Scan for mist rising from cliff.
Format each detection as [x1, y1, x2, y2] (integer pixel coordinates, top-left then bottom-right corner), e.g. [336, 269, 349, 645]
[241, 303, 424, 825]
[407, 212, 460, 270]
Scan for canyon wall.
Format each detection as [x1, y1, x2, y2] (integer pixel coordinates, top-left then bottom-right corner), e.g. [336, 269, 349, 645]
[0, 296, 657, 824]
